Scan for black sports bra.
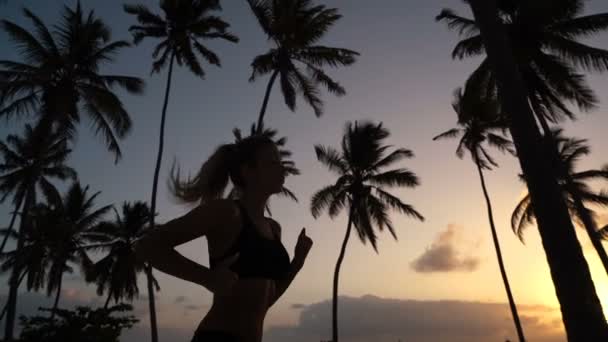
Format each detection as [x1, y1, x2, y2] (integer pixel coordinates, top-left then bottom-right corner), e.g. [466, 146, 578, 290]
[209, 201, 291, 280]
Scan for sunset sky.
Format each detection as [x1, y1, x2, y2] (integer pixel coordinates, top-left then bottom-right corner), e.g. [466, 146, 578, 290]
[1, 1, 608, 341]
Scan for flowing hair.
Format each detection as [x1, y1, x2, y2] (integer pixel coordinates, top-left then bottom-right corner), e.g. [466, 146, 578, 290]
[169, 136, 276, 205]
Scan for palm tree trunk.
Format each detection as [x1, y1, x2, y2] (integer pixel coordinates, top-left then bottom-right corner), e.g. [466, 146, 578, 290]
[145, 263, 159, 342]
[0, 195, 24, 254]
[4, 185, 35, 341]
[104, 289, 113, 309]
[50, 274, 63, 320]
[475, 158, 526, 342]
[468, 0, 608, 339]
[256, 69, 280, 134]
[332, 208, 354, 342]
[0, 269, 27, 321]
[147, 51, 175, 342]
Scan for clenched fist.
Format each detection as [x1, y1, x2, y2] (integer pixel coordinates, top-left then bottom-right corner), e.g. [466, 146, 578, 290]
[293, 228, 313, 270]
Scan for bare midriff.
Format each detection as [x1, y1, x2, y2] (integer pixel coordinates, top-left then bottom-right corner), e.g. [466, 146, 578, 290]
[194, 278, 277, 342]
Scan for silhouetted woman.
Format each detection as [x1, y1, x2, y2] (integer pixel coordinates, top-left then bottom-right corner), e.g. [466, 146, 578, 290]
[135, 135, 313, 342]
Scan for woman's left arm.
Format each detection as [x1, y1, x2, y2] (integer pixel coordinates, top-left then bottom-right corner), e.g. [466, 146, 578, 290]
[268, 223, 313, 308]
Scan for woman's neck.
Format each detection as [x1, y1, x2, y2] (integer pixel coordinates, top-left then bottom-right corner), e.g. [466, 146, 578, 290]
[240, 190, 269, 220]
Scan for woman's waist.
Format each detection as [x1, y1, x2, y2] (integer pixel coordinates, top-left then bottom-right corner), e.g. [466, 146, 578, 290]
[212, 278, 276, 312]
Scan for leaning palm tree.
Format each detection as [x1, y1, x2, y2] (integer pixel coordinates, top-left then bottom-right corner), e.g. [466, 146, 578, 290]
[442, 0, 608, 338]
[433, 87, 525, 342]
[0, 2, 144, 162]
[512, 130, 608, 272]
[124, 2, 237, 341]
[311, 121, 424, 342]
[247, 0, 359, 132]
[86, 201, 157, 309]
[0, 123, 76, 340]
[437, 0, 608, 135]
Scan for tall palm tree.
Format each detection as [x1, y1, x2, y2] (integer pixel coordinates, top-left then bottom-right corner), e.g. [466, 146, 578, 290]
[124, 2, 237, 341]
[512, 130, 608, 270]
[230, 123, 299, 211]
[0, 2, 144, 162]
[0, 123, 76, 340]
[437, 0, 608, 135]
[311, 121, 424, 342]
[464, 0, 608, 338]
[434, 87, 525, 342]
[86, 201, 157, 309]
[247, 0, 359, 132]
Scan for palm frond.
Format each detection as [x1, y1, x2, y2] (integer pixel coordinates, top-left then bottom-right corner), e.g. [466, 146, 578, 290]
[374, 187, 424, 221]
[314, 145, 347, 175]
[436, 9, 479, 37]
[367, 169, 419, 188]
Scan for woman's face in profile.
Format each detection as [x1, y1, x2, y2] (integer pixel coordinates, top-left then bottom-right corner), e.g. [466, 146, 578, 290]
[245, 143, 285, 194]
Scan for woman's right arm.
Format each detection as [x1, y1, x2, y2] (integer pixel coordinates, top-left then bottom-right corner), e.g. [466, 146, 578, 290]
[134, 199, 238, 290]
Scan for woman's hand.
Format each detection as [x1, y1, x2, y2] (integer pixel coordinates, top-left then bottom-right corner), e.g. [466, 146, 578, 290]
[293, 228, 313, 270]
[206, 253, 240, 295]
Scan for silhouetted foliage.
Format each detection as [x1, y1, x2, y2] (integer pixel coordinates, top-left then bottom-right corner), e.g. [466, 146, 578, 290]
[86, 201, 157, 308]
[512, 131, 608, 240]
[312, 120, 423, 342]
[247, 0, 359, 130]
[17, 303, 138, 342]
[0, 2, 144, 162]
[0, 123, 76, 254]
[438, 0, 608, 132]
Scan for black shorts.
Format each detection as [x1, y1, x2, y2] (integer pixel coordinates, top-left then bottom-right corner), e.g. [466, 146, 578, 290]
[190, 329, 240, 342]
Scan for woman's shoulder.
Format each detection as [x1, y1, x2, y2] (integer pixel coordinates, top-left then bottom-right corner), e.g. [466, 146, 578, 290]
[195, 199, 242, 235]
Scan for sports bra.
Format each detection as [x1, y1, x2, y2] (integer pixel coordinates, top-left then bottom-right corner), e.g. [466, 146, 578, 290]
[209, 201, 291, 280]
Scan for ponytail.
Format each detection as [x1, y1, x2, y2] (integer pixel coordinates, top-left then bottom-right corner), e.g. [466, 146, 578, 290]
[168, 134, 276, 205]
[169, 144, 236, 205]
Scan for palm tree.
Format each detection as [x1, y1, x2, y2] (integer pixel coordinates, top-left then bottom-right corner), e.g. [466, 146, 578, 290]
[463, 0, 608, 338]
[0, 2, 144, 162]
[0, 124, 76, 254]
[311, 121, 424, 342]
[433, 87, 525, 342]
[512, 130, 608, 271]
[230, 123, 299, 211]
[247, 0, 359, 132]
[0, 123, 76, 340]
[86, 201, 157, 309]
[11, 182, 112, 319]
[436, 0, 608, 135]
[124, 2, 237, 341]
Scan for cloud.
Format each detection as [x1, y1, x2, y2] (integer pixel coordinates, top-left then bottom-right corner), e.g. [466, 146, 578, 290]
[175, 295, 188, 304]
[264, 295, 566, 342]
[411, 224, 481, 273]
[291, 303, 307, 310]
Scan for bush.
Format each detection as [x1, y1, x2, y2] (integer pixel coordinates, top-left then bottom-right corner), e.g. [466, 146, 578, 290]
[17, 303, 139, 342]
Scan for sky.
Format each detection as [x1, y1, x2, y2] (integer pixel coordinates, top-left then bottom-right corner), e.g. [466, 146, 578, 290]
[1, 0, 608, 341]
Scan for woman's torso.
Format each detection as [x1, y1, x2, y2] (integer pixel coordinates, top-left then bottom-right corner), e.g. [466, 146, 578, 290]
[194, 201, 291, 342]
